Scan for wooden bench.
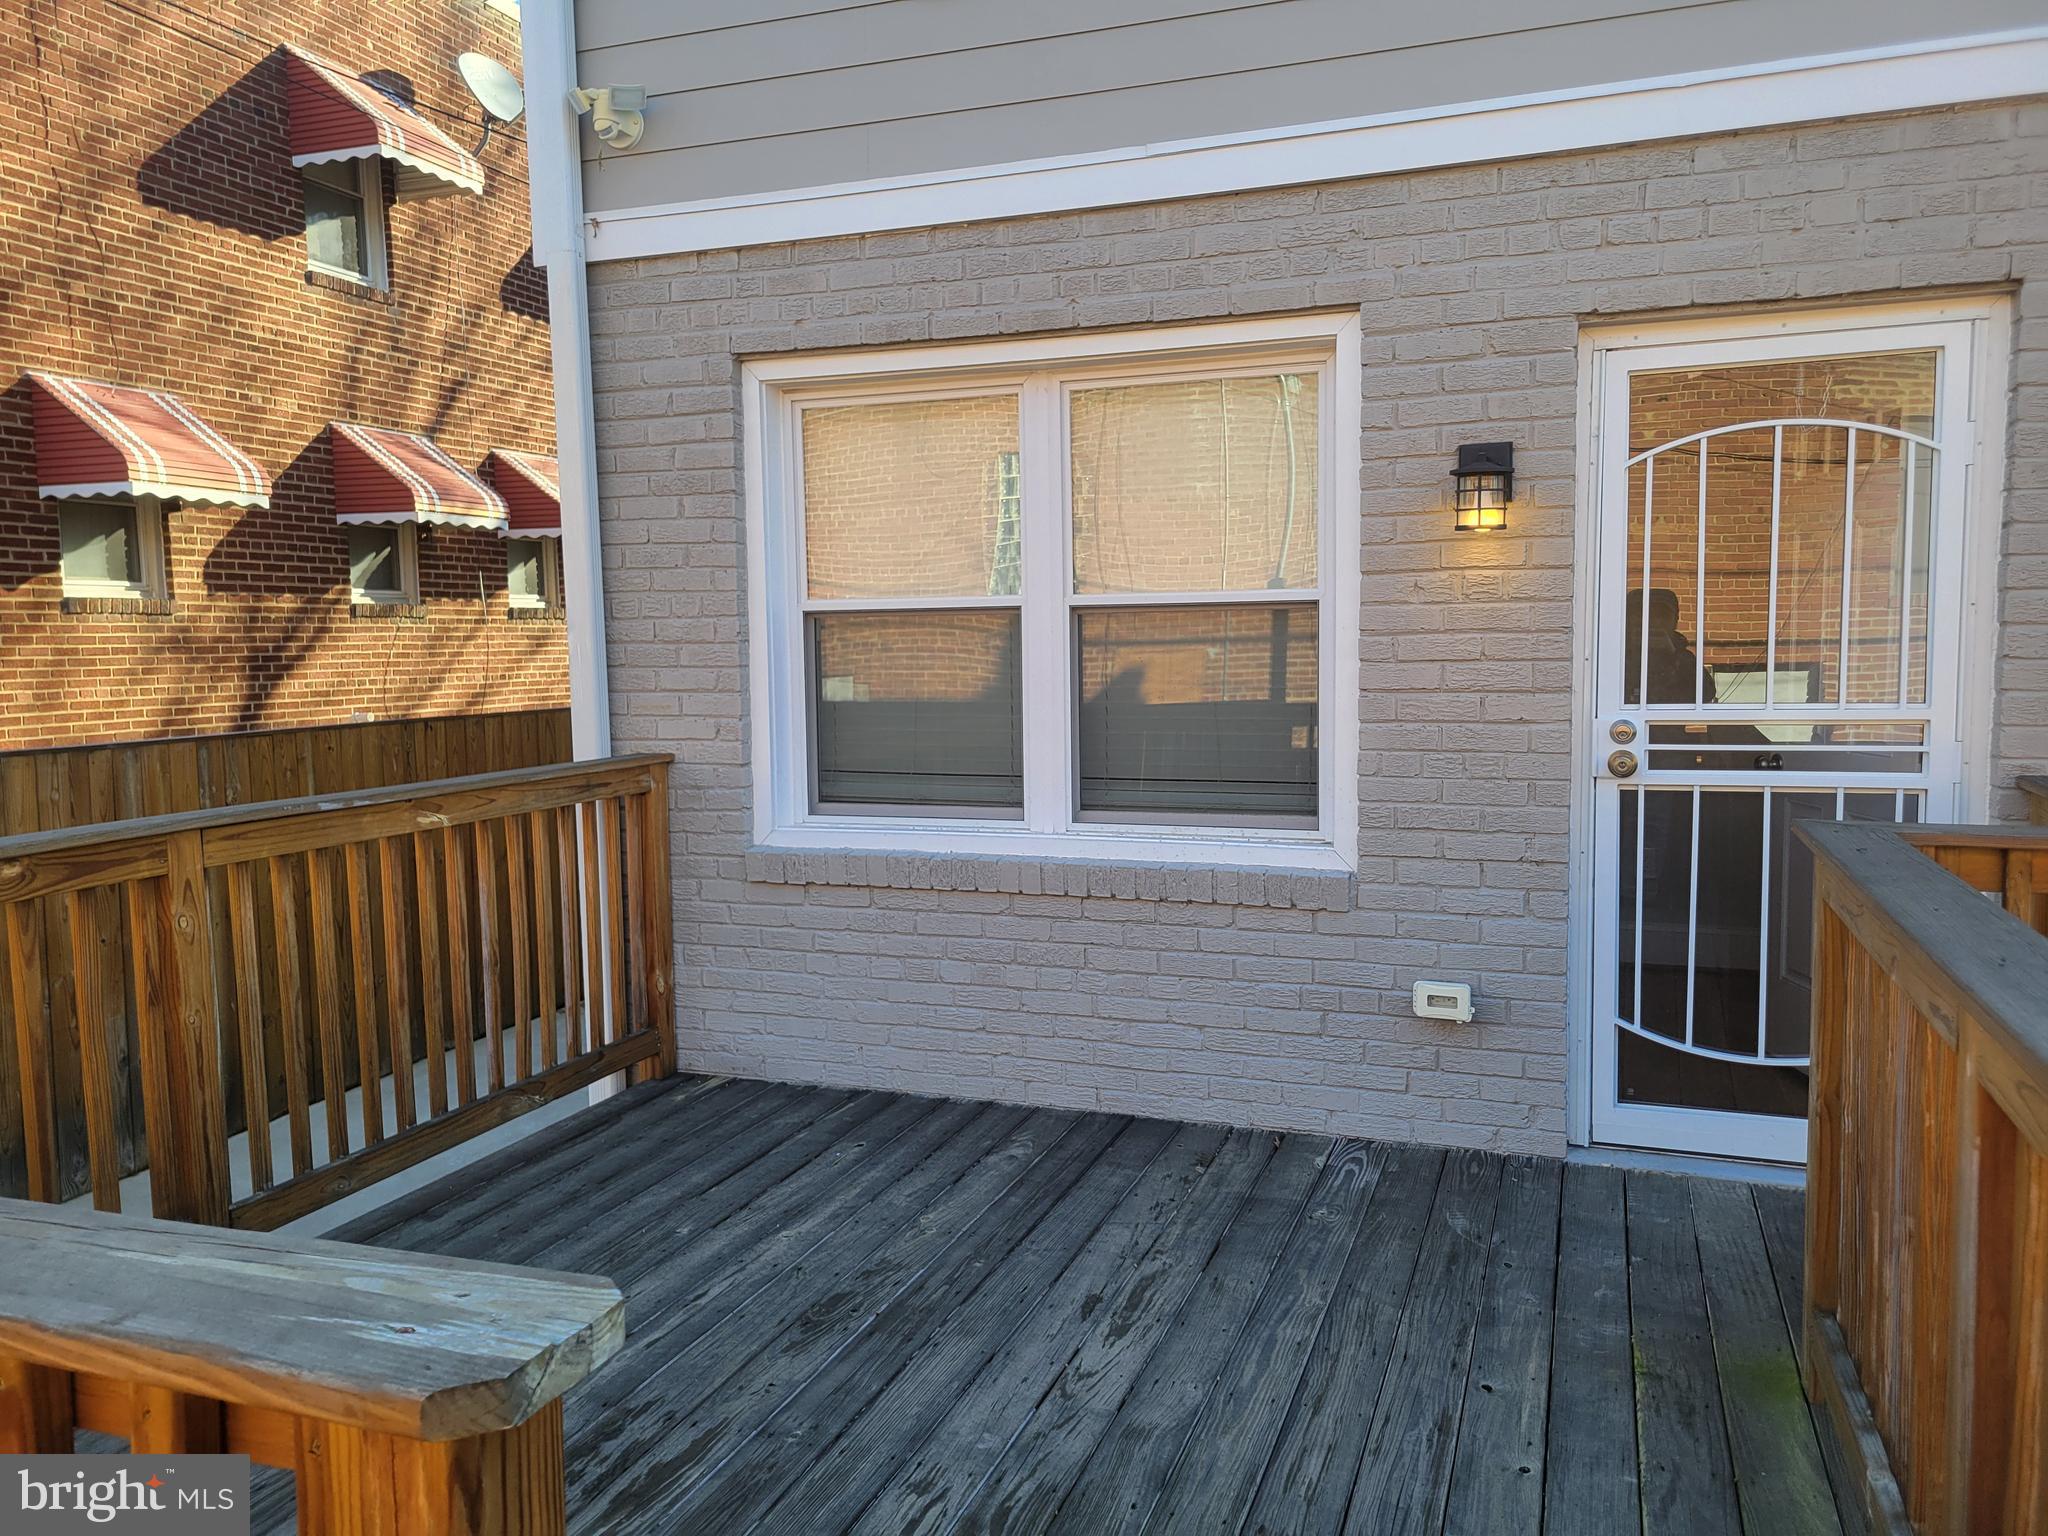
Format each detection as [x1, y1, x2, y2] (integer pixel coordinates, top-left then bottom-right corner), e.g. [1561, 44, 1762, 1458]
[0, 1198, 623, 1535]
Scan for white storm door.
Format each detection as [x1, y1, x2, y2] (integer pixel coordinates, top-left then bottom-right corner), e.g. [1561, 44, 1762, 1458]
[1587, 318, 1976, 1162]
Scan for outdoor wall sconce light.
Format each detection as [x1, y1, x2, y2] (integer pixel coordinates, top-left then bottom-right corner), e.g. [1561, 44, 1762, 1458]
[1452, 442, 1513, 532]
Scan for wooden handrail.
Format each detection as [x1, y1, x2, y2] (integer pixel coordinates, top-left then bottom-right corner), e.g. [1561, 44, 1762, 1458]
[0, 755, 677, 1228]
[1798, 819, 2048, 1536]
[0, 1197, 622, 1534]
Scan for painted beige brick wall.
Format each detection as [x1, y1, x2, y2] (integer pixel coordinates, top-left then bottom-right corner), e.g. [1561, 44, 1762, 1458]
[589, 101, 2048, 1156]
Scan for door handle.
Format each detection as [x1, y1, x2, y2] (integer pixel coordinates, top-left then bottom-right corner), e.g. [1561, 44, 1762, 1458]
[1608, 750, 1639, 778]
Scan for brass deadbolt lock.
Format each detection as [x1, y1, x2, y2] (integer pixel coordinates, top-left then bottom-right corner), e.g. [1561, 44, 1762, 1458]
[1607, 749, 1639, 778]
[1609, 719, 1638, 745]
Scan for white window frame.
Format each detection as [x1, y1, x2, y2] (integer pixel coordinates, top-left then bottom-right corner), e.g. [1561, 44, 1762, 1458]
[303, 157, 389, 289]
[743, 313, 1362, 872]
[348, 521, 419, 605]
[58, 494, 167, 600]
[506, 536, 559, 611]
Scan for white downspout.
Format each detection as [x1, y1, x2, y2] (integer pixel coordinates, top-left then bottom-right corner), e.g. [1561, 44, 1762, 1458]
[522, 0, 610, 759]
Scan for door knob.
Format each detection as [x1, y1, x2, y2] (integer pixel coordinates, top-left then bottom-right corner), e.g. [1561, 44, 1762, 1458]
[1608, 749, 1639, 778]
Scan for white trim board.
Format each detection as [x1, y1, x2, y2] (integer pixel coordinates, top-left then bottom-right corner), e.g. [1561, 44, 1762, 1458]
[583, 26, 2048, 262]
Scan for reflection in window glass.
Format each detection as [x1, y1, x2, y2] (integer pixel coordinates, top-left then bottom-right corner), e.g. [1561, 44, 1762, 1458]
[507, 537, 546, 606]
[1076, 604, 1316, 821]
[304, 161, 370, 279]
[802, 397, 1021, 600]
[348, 526, 403, 598]
[1070, 374, 1318, 595]
[1625, 350, 1938, 711]
[59, 498, 140, 589]
[812, 611, 1022, 809]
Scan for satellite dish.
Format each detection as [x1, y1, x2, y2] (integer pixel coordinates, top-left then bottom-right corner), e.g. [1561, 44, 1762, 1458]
[456, 52, 525, 153]
[459, 53, 525, 121]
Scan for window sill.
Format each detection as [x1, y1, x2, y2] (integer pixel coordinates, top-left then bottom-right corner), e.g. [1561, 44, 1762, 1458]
[350, 600, 427, 620]
[508, 604, 565, 621]
[306, 269, 392, 303]
[60, 595, 176, 617]
[745, 832, 1355, 910]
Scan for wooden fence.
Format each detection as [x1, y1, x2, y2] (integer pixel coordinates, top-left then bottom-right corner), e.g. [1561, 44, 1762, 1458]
[0, 755, 674, 1229]
[0, 710, 569, 1200]
[1801, 820, 2048, 1536]
[0, 709, 570, 837]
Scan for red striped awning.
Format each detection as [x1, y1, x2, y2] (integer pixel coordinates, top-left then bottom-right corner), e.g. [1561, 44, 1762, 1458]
[283, 45, 484, 200]
[486, 449, 561, 536]
[27, 373, 270, 508]
[331, 423, 506, 529]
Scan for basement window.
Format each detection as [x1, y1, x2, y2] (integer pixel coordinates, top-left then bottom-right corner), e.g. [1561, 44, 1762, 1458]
[303, 159, 387, 288]
[347, 523, 417, 604]
[506, 536, 558, 612]
[59, 496, 167, 600]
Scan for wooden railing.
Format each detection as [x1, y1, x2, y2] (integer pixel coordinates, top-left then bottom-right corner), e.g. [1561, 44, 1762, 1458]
[0, 708, 571, 1200]
[0, 1196, 622, 1535]
[0, 755, 674, 1231]
[1800, 819, 2048, 1536]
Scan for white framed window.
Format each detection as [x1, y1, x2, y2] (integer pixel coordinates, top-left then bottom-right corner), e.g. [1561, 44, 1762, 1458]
[744, 314, 1362, 871]
[347, 523, 418, 604]
[59, 495, 167, 600]
[506, 536, 559, 611]
[303, 158, 388, 288]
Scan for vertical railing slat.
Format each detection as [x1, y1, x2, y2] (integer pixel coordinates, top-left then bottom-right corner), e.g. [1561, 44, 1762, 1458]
[602, 800, 627, 1050]
[476, 823, 505, 1095]
[342, 843, 385, 1147]
[530, 813, 558, 1072]
[579, 802, 605, 1048]
[4, 902, 60, 1203]
[443, 824, 479, 1108]
[266, 855, 316, 1177]
[412, 831, 449, 1120]
[305, 849, 352, 1161]
[555, 805, 584, 1060]
[506, 819, 533, 1083]
[63, 888, 122, 1212]
[225, 863, 273, 1195]
[377, 836, 416, 1135]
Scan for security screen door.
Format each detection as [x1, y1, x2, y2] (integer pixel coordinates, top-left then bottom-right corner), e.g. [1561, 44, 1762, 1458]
[1588, 318, 1976, 1162]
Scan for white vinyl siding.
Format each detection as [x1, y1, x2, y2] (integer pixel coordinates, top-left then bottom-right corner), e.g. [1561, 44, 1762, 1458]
[574, 0, 2043, 211]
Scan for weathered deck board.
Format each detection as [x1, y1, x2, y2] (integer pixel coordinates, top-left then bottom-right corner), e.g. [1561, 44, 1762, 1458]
[248, 1076, 1835, 1535]
[1545, 1161, 1640, 1536]
[1629, 1170, 1744, 1535]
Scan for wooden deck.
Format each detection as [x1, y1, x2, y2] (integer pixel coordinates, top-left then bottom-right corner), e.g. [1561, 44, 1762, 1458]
[257, 1074, 1841, 1535]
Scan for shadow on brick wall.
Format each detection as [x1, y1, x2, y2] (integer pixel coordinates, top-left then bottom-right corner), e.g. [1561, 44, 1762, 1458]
[201, 439, 343, 598]
[138, 53, 298, 242]
[501, 248, 550, 324]
[0, 379, 54, 593]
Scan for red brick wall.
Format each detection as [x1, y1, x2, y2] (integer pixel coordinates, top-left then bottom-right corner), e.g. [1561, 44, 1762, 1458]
[0, 0, 565, 749]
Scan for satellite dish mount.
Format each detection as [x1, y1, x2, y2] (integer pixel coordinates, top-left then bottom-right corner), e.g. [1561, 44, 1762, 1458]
[456, 52, 525, 156]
